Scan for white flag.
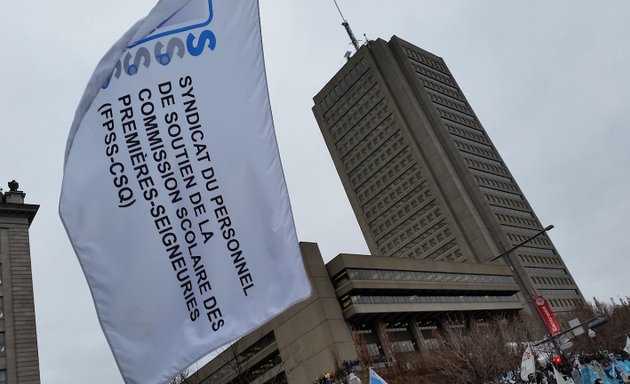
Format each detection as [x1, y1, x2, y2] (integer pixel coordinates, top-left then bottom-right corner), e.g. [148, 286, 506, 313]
[59, 1, 311, 383]
[520, 346, 536, 381]
[625, 336, 630, 355]
[553, 366, 576, 384]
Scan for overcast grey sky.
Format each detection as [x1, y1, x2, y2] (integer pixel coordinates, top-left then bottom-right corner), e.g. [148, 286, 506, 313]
[1, 1, 629, 383]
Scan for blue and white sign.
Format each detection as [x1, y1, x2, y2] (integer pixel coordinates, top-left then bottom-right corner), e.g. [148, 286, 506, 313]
[59, 1, 311, 383]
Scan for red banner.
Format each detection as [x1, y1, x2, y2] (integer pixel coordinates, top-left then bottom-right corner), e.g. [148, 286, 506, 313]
[533, 295, 561, 335]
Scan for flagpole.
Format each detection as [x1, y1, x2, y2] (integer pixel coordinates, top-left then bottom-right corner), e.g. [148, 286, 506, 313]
[490, 225, 569, 370]
[332, 0, 360, 51]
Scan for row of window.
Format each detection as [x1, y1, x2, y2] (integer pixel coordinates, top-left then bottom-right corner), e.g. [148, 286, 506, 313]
[378, 209, 445, 254]
[391, 340, 416, 353]
[428, 90, 475, 118]
[531, 275, 573, 287]
[341, 294, 519, 309]
[361, 166, 421, 215]
[333, 268, 515, 289]
[369, 183, 431, 239]
[463, 155, 511, 179]
[341, 114, 398, 172]
[318, 56, 369, 113]
[525, 267, 566, 276]
[437, 106, 482, 131]
[537, 289, 579, 296]
[416, 72, 465, 107]
[391, 228, 454, 260]
[454, 137, 501, 163]
[496, 214, 542, 231]
[404, 47, 450, 76]
[329, 88, 386, 142]
[486, 193, 530, 212]
[376, 201, 441, 248]
[476, 174, 520, 196]
[411, 61, 458, 90]
[550, 298, 583, 308]
[348, 131, 408, 188]
[324, 70, 377, 126]
[444, 121, 490, 146]
[335, 105, 392, 159]
[506, 232, 552, 248]
[415, 239, 462, 262]
[519, 252, 563, 267]
[356, 148, 413, 206]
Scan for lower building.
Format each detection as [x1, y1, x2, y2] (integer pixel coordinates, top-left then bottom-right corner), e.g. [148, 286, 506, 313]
[188, 242, 522, 384]
[0, 181, 40, 384]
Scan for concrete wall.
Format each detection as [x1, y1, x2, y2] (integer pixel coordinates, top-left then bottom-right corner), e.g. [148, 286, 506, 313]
[188, 243, 357, 384]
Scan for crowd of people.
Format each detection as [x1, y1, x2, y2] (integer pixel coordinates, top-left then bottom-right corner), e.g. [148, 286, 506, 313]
[521, 349, 630, 384]
[572, 350, 629, 384]
[309, 338, 630, 383]
[312, 360, 360, 384]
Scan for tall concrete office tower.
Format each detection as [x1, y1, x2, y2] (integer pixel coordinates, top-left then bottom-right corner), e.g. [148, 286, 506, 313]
[0, 181, 40, 383]
[313, 36, 583, 312]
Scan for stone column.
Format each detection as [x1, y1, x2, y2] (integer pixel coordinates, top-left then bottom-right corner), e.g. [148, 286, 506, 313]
[409, 319, 427, 354]
[375, 320, 394, 362]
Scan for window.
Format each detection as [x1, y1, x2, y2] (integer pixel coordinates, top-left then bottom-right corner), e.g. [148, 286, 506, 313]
[340, 268, 514, 285]
[392, 340, 415, 353]
[366, 343, 381, 356]
[0, 332, 4, 353]
[0, 369, 6, 384]
[0, 297, 3, 319]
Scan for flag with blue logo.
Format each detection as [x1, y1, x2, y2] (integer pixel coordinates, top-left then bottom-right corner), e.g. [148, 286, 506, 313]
[59, 1, 311, 383]
[370, 368, 389, 384]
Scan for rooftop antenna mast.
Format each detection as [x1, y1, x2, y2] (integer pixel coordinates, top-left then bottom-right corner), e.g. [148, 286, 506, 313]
[333, 0, 360, 51]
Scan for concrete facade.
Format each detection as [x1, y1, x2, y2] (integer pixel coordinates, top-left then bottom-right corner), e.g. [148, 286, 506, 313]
[0, 183, 41, 384]
[189, 243, 358, 384]
[312, 36, 584, 312]
[188, 243, 524, 384]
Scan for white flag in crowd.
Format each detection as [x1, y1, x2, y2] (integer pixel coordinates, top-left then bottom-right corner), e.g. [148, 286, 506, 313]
[625, 336, 630, 355]
[553, 366, 576, 384]
[520, 345, 536, 381]
[59, 1, 311, 383]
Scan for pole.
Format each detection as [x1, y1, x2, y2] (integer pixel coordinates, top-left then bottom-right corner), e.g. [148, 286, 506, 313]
[333, 0, 360, 51]
[342, 21, 360, 51]
[491, 225, 569, 367]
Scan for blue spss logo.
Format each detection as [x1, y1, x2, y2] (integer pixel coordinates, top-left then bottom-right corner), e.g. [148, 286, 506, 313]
[103, 0, 216, 89]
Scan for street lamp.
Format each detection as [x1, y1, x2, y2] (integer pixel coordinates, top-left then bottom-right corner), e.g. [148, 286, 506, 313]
[490, 225, 568, 365]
